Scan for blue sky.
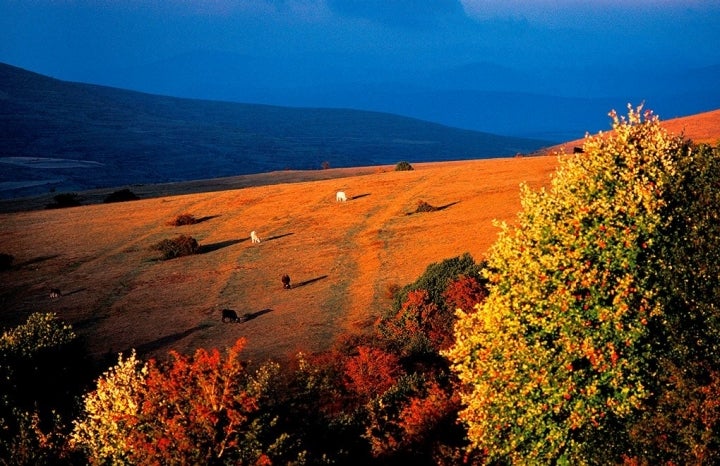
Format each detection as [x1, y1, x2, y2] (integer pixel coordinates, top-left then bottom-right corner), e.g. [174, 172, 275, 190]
[2, 0, 719, 139]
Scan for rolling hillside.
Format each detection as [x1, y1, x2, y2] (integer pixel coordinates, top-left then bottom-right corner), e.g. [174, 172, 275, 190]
[0, 157, 559, 366]
[1, 67, 718, 368]
[0, 62, 553, 199]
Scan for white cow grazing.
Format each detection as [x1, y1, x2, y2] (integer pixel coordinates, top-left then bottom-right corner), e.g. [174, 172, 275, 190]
[250, 231, 261, 243]
[336, 191, 347, 202]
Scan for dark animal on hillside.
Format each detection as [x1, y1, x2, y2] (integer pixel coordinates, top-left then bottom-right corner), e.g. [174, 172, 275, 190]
[49, 288, 61, 299]
[573, 146, 585, 154]
[282, 274, 291, 289]
[222, 308, 239, 323]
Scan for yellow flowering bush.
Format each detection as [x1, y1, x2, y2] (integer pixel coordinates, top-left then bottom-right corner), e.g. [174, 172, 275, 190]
[445, 105, 697, 464]
[70, 350, 147, 465]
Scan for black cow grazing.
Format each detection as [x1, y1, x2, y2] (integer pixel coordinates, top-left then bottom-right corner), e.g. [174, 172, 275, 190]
[573, 146, 585, 154]
[222, 309, 239, 323]
[49, 288, 61, 299]
[282, 274, 291, 289]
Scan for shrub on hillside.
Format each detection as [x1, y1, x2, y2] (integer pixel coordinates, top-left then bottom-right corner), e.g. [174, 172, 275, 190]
[151, 235, 199, 260]
[390, 253, 482, 314]
[168, 213, 198, 226]
[103, 188, 139, 203]
[412, 200, 438, 214]
[395, 161, 414, 171]
[45, 193, 81, 209]
[445, 105, 720, 464]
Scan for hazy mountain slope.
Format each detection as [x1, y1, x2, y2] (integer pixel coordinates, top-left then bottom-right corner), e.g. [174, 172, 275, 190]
[0, 63, 553, 199]
[85, 52, 720, 141]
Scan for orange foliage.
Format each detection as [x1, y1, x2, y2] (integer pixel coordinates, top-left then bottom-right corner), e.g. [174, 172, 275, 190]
[398, 381, 460, 443]
[124, 339, 262, 464]
[344, 346, 403, 401]
[443, 275, 488, 314]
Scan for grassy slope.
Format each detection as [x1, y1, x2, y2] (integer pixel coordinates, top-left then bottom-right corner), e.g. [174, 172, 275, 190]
[0, 157, 557, 365]
[1, 109, 718, 366]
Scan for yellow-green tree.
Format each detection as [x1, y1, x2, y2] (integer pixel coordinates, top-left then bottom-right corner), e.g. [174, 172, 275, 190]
[445, 105, 719, 464]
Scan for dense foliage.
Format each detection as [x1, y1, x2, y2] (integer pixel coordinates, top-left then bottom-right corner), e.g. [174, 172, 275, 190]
[446, 105, 720, 464]
[71, 339, 289, 465]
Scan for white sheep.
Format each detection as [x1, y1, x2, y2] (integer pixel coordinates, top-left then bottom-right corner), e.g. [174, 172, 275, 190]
[336, 191, 347, 202]
[250, 231, 261, 243]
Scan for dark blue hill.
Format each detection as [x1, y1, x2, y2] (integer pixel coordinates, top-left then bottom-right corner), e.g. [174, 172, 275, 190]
[0, 63, 554, 199]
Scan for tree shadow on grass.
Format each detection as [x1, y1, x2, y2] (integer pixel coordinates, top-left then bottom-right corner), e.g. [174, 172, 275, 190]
[292, 275, 328, 289]
[222, 308, 274, 323]
[199, 238, 245, 254]
[195, 215, 220, 224]
[15, 254, 60, 269]
[62, 287, 86, 297]
[264, 232, 294, 242]
[435, 201, 460, 211]
[133, 322, 214, 356]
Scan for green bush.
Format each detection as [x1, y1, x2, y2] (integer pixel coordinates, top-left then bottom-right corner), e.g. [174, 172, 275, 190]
[445, 105, 720, 464]
[390, 253, 482, 313]
[395, 161, 414, 171]
[103, 188, 139, 203]
[151, 234, 200, 260]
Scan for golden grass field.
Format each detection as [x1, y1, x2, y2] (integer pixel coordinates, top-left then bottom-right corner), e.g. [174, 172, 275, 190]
[1, 109, 718, 366]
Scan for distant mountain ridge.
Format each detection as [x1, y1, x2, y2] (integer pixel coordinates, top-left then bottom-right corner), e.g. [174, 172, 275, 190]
[72, 51, 720, 141]
[0, 63, 553, 199]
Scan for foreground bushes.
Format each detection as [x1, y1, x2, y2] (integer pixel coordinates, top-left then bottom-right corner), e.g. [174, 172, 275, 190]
[0, 313, 90, 465]
[446, 105, 720, 464]
[71, 340, 289, 465]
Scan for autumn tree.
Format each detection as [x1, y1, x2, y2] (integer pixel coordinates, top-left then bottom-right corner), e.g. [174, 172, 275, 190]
[446, 105, 720, 463]
[71, 339, 290, 465]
